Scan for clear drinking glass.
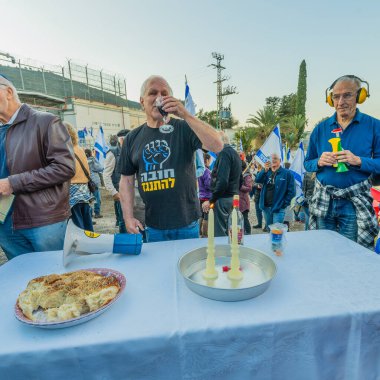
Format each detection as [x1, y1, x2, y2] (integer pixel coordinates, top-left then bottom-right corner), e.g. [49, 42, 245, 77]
[156, 96, 172, 133]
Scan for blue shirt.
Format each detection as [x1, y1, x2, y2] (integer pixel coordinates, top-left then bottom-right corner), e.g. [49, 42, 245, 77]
[0, 125, 11, 179]
[0, 107, 20, 180]
[304, 109, 380, 188]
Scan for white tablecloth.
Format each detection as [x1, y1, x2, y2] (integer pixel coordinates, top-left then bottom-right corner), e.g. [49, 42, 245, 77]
[1, 230, 380, 380]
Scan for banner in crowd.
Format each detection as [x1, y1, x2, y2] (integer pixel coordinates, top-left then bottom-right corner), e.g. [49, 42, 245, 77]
[254, 124, 283, 167]
[289, 141, 306, 197]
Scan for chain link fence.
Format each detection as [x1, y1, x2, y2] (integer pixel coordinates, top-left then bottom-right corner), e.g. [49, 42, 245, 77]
[0, 53, 132, 108]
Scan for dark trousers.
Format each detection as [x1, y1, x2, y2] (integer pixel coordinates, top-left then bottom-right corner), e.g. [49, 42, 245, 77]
[114, 200, 127, 233]
[71, 202, 94, 231]
[242, 210, 251, 235]
[93, 188, 101, 216]
[254, 199, 263, 227]
[214, 197, 233, 237]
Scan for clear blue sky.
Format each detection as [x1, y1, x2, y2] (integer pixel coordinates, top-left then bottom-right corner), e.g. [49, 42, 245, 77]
[2, 0, 380, 130]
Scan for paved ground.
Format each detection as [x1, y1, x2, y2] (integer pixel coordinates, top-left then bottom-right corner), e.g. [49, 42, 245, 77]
[0, 188, 305, 266]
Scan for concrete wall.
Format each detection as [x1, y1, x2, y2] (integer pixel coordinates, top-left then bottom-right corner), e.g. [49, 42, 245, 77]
[62, 99, 146, 144]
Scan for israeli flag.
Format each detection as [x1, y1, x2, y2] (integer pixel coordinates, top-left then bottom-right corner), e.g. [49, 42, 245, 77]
[94, 126, 108, 166]
[208, 151, 218, 170]
[287, 147, 292, 164]
[254, 124, 283, 167]
[185, 79, 205, 177]
[89, 126, 94, 137]
[289, 141, 306, 197]
[282, 144, 287, 163]
[185, 82, 196, 116]
[83, 127, 88, 136]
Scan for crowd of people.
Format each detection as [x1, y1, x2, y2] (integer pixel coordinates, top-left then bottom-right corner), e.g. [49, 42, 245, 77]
[1, 73, 380, 261]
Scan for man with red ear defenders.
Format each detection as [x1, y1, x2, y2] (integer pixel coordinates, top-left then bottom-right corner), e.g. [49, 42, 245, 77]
[304, 75, 380, 249]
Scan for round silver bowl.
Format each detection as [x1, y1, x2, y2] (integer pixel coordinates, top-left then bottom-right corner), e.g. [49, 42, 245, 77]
[178, 245, 277, 302]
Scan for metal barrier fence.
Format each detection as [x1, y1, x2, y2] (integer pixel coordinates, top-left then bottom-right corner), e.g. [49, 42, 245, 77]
[0, 52, 129, 107]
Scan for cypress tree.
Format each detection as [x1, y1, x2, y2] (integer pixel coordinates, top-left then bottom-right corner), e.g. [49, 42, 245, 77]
[295, 60, 307, 118]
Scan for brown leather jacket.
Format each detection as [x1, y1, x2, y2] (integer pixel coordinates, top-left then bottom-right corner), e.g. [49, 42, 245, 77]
[6, 104, 75, 229]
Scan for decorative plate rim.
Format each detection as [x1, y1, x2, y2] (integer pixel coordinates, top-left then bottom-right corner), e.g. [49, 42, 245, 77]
[15, 268, 126, 327]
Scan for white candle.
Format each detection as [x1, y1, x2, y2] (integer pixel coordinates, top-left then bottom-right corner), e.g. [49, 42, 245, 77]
[228, 208, 243, 280]
[203, 206, 218, 279]
[232, 207, 237, 246]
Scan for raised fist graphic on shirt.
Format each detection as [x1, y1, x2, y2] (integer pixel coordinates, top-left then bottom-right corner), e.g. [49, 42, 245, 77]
[143, 139, 171, 171]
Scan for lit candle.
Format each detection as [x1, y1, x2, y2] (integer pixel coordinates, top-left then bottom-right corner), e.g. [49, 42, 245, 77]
[203, 205, 218, 279]
[228, 208, 243, 280]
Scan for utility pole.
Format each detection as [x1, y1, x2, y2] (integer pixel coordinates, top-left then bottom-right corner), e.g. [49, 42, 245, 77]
[209, 52, 237, 129]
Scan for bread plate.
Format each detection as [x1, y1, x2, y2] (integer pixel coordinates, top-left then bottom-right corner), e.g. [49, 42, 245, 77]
[15, 268, 126, 329]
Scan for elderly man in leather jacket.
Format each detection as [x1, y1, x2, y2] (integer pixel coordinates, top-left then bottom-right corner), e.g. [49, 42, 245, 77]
[0, 74, 75, 260]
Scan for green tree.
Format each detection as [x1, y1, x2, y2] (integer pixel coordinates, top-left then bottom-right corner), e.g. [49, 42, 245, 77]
[197, 109, 217, 128]
[278, 93, 297, 118]
[295, 60, 307, 119]
[197, 108, 238, 130]
[234, 128, 256, 153]
[265, 96, 281, 113]
[246, 106, 280, 147]
[282, 114, 307, 148]
[247, 61, 308, 150]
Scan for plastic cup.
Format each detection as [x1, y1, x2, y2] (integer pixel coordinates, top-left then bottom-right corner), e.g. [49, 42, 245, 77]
[269, 223, 288, 256]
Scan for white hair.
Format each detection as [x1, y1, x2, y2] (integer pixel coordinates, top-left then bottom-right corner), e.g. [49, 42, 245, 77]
[333, 75, 361, 91]
[0, 76, 20, 103]
[140, 75, 173, 97]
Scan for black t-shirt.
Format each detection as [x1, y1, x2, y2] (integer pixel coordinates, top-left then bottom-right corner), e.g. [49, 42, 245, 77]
[119, 119, 202, 229]
[264, 172, 277, 207]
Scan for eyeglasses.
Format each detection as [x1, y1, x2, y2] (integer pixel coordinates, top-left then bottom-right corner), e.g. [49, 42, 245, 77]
[332, 92, 356, 102]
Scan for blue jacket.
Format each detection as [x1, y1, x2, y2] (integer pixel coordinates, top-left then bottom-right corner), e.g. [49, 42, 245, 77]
[255, 167, 295, 212]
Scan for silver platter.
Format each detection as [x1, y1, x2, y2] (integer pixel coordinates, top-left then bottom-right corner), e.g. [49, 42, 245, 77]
[178, 245, 277, 302]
